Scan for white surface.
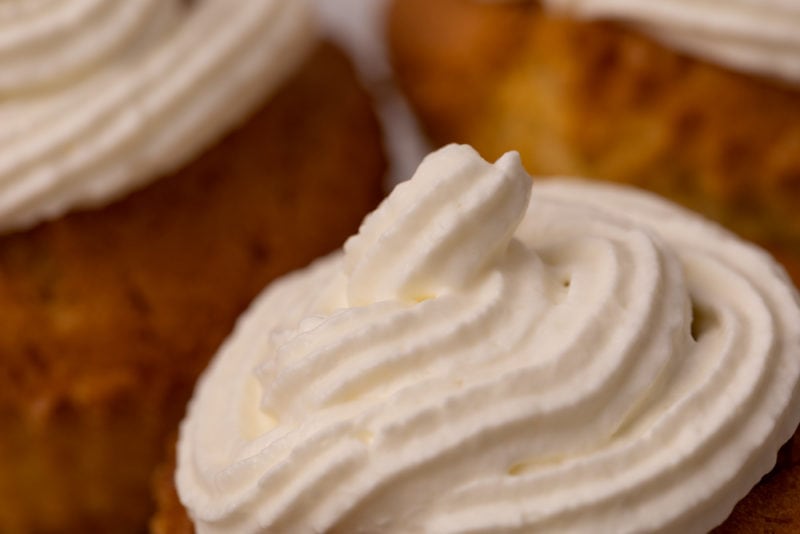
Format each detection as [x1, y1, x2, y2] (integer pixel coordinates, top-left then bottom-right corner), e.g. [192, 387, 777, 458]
[543, 0, 800, 84]
[177, 144, 800, 533]
[0, 0, 315, 233]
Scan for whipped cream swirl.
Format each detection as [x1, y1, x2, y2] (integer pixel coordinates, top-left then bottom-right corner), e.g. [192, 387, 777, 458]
[540, 0, 800, 84]
[177, 144, 800, 533]
[0, 0, 314, 232]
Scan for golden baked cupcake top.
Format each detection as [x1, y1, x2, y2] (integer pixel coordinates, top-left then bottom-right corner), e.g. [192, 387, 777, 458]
[500, 0, 800, 83]
[0, 0, 314, 232]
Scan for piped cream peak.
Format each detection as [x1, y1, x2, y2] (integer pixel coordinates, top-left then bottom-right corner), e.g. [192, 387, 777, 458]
[344, 144, 531, 306]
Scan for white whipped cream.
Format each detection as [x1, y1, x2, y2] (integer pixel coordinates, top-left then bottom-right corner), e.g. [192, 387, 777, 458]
[0, 0, 314, 232]
[541, 0, 800, 84]
[177, 144, 800, 533]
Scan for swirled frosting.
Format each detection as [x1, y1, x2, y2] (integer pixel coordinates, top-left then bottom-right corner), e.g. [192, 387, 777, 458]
[0, 0, 314, 232]
[540, 0, 800, 84]
[177, 144, 800, 533]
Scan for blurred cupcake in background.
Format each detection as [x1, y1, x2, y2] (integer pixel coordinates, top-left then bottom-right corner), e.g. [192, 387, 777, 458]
[389, 0, 800, 282]
[0, 0, 385, 531]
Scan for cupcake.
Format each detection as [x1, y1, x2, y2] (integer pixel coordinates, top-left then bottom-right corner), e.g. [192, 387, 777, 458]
[388, 0, 800, 283]
[160, 144, 800, 532]
[0, 1, 385, 531]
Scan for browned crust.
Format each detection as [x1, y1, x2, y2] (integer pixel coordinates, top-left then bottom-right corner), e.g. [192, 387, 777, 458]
[390, 0, 800, 284]
[151, 434, 194, 534]
[0, 41, 385, 533]
[716, 466, 800, 532]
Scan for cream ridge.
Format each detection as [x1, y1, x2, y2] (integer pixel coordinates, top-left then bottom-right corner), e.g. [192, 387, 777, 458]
[541, 0, 800, 84]
[0, 0, 314, 232]
[177, 144, 800, 533]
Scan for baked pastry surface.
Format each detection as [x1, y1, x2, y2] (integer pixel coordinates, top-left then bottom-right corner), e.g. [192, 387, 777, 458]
[0, 42, 385, 533]
[389, 0, 800, 283]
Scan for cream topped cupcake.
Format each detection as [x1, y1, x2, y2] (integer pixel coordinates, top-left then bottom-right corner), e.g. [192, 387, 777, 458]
[0, 0, 313, 231]
[540, 0, 800, 84]
[174, 144, 800, 533]
[0, 1, 385, 531]
[389, 0, 800, 287]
